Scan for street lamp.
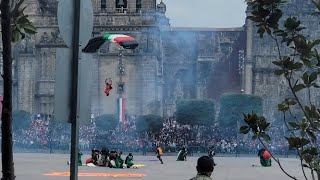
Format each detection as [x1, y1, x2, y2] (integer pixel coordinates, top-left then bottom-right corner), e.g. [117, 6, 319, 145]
[238, 49, 245, 94]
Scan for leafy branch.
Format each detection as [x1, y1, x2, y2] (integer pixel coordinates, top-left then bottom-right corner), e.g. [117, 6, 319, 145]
[243, 0, 320, 179]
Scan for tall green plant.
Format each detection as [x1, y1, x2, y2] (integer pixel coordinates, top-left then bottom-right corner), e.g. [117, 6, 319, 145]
[95, 114, 118, 131]
[219, 93, 262, 127]
[12, 110, 31, 131]
[1, 1, 37, 179]
[135, 114, 164, 134]
[241, 0, 320, 179]
[176, 99, 215, 126]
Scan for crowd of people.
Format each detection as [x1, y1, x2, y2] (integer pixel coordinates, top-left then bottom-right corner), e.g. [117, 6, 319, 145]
[6, 113, 309, 156]
[80, 148, 135, 168]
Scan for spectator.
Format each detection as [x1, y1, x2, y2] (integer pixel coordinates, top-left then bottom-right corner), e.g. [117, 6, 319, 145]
[190, 156, 214, 180]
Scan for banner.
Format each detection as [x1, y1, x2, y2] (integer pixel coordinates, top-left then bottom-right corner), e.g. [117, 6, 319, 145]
[118, 98, 126, 128]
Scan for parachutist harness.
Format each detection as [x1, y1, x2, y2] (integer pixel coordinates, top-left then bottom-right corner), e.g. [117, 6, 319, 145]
[104, 78, 113, 96]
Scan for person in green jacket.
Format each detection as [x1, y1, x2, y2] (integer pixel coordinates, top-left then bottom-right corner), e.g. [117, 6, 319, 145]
[258, 148, 272, 167]
[114, 151, 124, 168]
[67, 150, 83, 166]
[177, 146, 188, 161]
[125, 153, 134, 168]
[78, 151, 83, 166]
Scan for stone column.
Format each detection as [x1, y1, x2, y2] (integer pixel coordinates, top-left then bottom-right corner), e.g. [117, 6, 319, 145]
[244, 8, 254, 95]
[90, 55, 102, 115]
[127, 0, 136, 13]
[107, 0, 116, 12]
[141, 56, 157, 115]
[155, 79, 164, 116]
[141, 0, 155, 11]
[16, 54, 36, 113]
[91, 0, 99, 12]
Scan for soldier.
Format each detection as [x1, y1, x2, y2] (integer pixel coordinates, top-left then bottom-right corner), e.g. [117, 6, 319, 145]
[190, 156, 214, 180]
[125, 153, 134, 168]
[104, 78, 113, 96]
[177, 146, 188, 161]
[114, 151, 124, 168]
[208, 146, 217, 166]
[78, 151, 83, 166]
[156, 145, 164, 164]
[258, 148, 272, 167]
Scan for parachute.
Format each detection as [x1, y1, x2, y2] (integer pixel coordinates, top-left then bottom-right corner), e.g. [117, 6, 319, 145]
[82, 33, 139, 53]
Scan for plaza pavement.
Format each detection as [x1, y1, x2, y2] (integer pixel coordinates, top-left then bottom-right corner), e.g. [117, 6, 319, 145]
[0, 153, 312, 180]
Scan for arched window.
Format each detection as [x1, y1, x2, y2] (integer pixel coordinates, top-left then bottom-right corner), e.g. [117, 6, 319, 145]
[136, 0, 142, 12]
[101, 0, 106, 9]
[116, 0, 127, 8]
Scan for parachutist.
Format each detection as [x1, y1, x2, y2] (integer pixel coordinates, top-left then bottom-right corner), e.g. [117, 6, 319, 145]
[104, 78, 113, 96]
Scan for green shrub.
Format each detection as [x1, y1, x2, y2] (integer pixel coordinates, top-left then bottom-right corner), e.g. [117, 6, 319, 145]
[218, 93, 263, 127]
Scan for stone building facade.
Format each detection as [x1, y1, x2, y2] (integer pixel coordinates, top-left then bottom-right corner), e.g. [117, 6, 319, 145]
[5, 0, 317, 120]
[245, 0, 320, 120]
[2, 0, 244, 118]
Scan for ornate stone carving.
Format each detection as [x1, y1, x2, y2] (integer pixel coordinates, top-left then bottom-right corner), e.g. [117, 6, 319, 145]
[38, 0, 57, 15]
[50, 31, 64, 44]
[39, 32, 50, 43]
[38, 31, 65, 47]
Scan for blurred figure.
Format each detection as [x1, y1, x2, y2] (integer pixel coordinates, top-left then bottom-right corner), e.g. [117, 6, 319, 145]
[258, 148, 272, 167]
[177, 146, 188, 161]
[208, 146, 217, 166]
[114, 151, 124, 168]
[92, 148, 100, 165]
[67, 149, 83, 166]
[99, 148, 109, 167]
[104, 78, 112, 96]
[125, 153, 134, 168]
[78, 151, 83, 166]
[156, 145, 164, 164]
[190, 156, 214, 180]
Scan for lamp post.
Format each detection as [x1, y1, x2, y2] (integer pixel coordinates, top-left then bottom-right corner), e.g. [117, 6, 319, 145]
[118, 47, 125, 97]
[238, 50, 245, 94]
[117, 48, 125, 128]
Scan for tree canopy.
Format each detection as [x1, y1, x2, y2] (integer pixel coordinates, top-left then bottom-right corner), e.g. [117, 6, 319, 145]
[135, 114, 164, 134]
[13, 110, 31, 131]
[95, 114, 118, 131]
[241, 0, 320, 179]
[176, 99, 215, 126]
[218, 93, 263, 127]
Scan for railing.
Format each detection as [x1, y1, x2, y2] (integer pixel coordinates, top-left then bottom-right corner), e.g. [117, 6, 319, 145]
[115, 8, 129, 14]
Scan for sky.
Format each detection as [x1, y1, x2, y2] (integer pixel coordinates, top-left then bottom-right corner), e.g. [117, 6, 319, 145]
[161, 0, 247, 28]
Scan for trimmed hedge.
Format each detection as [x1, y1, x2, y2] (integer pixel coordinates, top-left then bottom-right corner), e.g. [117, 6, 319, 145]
[218, 93, 263, 127]
[13, 110, 31, 131]
[135, 114, 164, 134]
[95, 114, 118, 130]
[176, 99, 215, 126]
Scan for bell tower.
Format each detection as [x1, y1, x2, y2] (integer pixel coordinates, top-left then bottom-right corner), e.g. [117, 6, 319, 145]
[89, 0, 169, 116]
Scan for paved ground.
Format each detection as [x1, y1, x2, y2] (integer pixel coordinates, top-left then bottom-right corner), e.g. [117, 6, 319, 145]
[0, 153, 312, 180]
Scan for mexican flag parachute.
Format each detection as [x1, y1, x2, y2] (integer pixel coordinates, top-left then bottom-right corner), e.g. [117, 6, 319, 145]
[82, 33, 139, 53]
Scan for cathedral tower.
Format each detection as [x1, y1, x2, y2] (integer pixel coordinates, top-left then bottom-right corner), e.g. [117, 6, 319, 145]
[10, 0, 169, 116]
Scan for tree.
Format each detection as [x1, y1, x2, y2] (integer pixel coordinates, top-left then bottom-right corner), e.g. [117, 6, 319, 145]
[12, 110, 31, 131]
[135, 114, 164, 134]
[241, 0, 320, 179]
[0, 0, 37, 179]
[218, 93, 263, 127]
[94, 114, 118, 131]
[176, 99, 215, 127]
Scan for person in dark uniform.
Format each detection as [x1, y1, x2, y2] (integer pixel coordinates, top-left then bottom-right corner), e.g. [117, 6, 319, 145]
[156, 145, 164, 164]
[208, 146, 217, 166]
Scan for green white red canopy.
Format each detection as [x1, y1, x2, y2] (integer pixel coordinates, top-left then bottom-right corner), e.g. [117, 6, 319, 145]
[82, 33, 139, 53]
